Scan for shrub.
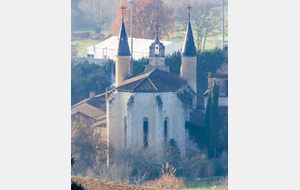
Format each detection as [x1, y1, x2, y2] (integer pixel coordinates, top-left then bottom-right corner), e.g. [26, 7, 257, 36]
[146, 162, 186, 190]
[71, 181, 85, 190]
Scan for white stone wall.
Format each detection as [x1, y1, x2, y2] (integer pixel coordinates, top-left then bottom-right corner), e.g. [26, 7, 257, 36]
[107, 87, 195, 163]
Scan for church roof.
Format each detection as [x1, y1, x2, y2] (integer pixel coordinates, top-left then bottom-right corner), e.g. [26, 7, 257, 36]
[181, 21, 196, 57]
[71, 92, 107, 111]
[117, 68, 186, 92]
[117, 19, 131, 56]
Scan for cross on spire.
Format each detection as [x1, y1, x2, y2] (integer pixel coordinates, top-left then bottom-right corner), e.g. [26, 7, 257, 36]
[155, 1, 161, 39]
[155, 23, 161, 39]
[187, 4, 192, 21]
[120, 5, 126, 19]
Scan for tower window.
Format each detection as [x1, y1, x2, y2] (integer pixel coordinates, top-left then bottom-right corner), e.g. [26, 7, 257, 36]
[124, 117, 127, 148]
[155, 44, 159, 55]
[143, 118, 149, 148]
[164, 118, 168, 146]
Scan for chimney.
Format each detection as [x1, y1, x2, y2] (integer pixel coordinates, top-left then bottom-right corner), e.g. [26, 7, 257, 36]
[89, 91, 95, 98]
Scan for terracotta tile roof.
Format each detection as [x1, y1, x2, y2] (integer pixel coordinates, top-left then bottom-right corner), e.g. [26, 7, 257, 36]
[71, 91, 108, 111]
[71, 111, 92, 119]
[117, 68, 186, 92]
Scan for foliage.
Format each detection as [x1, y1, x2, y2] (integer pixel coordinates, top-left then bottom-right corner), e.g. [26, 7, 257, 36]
[111, 0, 175, 39]
[82, 141, 164, 185]
[185, 121, 206, 149]
[164, 139, 181, 167]
[131, 57, 149, 77]
[71, 0, 91, 31]
[78, 0, 118, 33]
[71, 45, 78, 56]
[197, 46, 227, 102]
[72, 154, 75, 170]
[71, 115, 108, 176]
[165, 50, 182, 75]
[175, 0, 225, 51]
[204, 79, 221, 158]
[71, 181, 85, 190]
[146, 162, 186, 190]
[71, 60, 111, 106]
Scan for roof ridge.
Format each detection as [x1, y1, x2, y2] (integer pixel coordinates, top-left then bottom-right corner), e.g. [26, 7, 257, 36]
[147, 77, 158, 90]
[132, 69, 157, 90]
[132, 76, 148, 90]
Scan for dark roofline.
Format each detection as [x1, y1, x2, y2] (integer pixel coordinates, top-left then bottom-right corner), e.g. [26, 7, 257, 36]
[116, 88, 182, 93]
[208, 73, 228, 78]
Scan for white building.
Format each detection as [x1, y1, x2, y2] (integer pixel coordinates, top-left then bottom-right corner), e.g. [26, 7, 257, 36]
[86, 36, 182, 61]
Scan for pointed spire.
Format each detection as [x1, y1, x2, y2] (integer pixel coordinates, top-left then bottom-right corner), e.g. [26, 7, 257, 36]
[182, 5, 196, 57]
[117, 6, 131, 56]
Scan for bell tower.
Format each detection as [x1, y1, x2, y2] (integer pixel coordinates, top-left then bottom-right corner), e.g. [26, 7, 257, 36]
[180, 5, 197, 94]
[116, 6, 131, 87]
[144, 5, 169, 72]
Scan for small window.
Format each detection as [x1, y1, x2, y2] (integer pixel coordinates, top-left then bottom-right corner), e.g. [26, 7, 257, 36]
[143, 118, 149, 148]
[124, 117, 127, 148]
[155, 44, 159, 55]
[164, 118, 168, 146]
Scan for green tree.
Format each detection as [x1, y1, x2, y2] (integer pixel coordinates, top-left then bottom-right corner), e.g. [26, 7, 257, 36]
[205, 79, 220, 158]
[71, 60, 111, 105]
[132, 57, 149, 77]
[165, 50, 181, 75]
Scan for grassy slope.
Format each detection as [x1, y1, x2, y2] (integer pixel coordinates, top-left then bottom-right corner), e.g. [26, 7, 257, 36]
[71, 176, 158, 190]
[185, 179, 227, 190]
[71, 39, 103, 57]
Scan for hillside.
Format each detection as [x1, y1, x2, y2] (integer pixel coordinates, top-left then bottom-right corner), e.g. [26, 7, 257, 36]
[71, 176, 159, 190]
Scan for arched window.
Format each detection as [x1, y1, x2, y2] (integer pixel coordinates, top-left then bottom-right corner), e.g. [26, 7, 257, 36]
[124, 117, 127, 148]
[143, 118, 149, 148]
[164, 118, 168, 145]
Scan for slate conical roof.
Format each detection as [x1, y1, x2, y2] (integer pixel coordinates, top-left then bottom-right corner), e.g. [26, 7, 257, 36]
[181, 21, 196, 57]
[117, 19, 131, 56]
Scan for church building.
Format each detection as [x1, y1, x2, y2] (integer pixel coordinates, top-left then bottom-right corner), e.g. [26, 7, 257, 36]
[71, 10, 228, 165]
[106, 12, 198, 163]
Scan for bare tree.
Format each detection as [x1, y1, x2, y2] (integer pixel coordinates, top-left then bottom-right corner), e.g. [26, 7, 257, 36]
[175, 0, 225, 51]
[78, 0, 119, 33]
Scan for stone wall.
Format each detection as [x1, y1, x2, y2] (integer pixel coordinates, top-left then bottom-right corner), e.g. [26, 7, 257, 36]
[107, 86, 197, 163]
[180, 56, 197, 94]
